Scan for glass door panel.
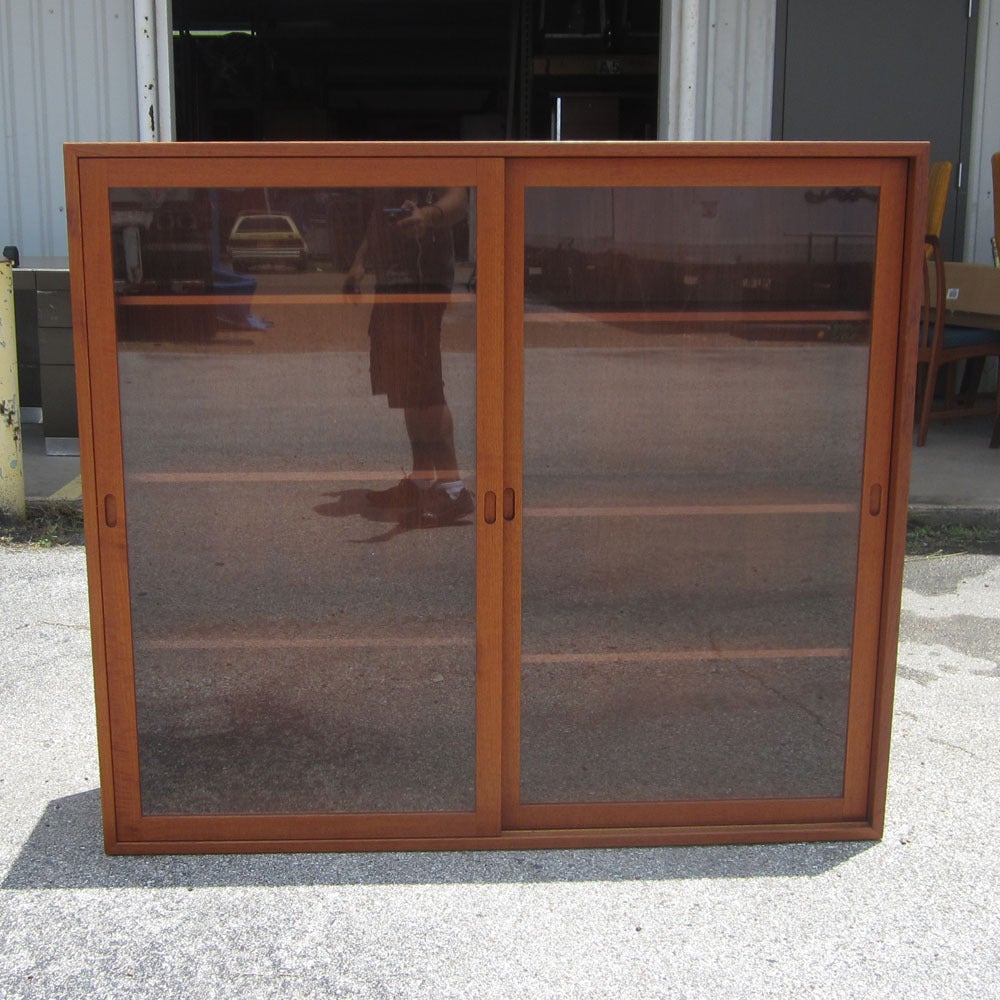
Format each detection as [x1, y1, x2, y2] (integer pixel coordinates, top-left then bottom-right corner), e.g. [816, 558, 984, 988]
[516, 181, 879, 810]
[109, 181, 482, 817]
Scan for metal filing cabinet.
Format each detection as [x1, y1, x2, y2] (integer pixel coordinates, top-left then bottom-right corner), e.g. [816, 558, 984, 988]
[12, 266, 42, 420]
[13, 261, 78, 455]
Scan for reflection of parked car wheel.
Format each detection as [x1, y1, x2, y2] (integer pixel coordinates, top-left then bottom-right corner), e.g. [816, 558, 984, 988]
[226, 213, 309, 272]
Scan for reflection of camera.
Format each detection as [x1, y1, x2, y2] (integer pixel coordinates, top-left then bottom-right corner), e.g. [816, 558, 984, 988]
[382, 206, 412, 222]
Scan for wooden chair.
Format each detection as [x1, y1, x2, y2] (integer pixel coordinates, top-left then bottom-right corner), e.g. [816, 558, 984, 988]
[916, 235, 1000, 446]
[926, 161, 952, 245]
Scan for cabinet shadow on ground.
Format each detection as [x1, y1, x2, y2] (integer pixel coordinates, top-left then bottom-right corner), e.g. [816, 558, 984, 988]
[2, 790, 871, 890]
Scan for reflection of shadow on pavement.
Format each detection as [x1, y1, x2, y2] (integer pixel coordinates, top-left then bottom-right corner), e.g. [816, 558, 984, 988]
[313, 488, 408, 544]
[314, 489, 398, 523]
[2, 789, 872, 891]
[313, 489, 472, 544]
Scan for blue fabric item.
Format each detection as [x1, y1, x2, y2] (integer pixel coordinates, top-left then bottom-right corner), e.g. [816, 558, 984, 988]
[943, 325, 1000, 349]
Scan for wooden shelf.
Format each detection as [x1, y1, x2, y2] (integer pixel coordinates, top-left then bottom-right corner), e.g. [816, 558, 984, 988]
[136, 634, 473, 651]
[125, 472, 856, 515]
[117, 292, 475, 306]
[524, 309, 871, 324]
[524, 502, 855, 517]
[126, 470, 466, 483]
[135, 633, 846, 664]
[521, 647, 850, 664]
[114, 298, 866, 325]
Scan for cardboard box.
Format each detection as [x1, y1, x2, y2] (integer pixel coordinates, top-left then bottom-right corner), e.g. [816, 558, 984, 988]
[940, 262, 1000, 324]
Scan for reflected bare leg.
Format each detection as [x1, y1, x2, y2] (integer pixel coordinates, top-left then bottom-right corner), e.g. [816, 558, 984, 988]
[402, 403, 472, 526]
[365, 404, 457, 510]
[404, 403, 458, 482]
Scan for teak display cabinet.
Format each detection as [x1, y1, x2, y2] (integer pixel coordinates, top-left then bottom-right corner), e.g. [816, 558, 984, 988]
[64, 142, 926, 854]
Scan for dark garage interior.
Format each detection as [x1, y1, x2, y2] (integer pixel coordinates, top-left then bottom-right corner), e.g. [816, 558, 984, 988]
[171, 0, 660, 142]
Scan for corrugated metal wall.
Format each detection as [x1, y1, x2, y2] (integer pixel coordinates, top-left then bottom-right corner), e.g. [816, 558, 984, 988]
[2, 0, 995, 260]
[700, 0, 776, 140]
[659, 0, 776, 141]
[1, 0, 138, 259]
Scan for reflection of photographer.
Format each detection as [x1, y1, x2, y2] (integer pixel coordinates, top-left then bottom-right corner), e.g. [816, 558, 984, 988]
[345, 188, 473, 528]
[344, 189, 467, 293]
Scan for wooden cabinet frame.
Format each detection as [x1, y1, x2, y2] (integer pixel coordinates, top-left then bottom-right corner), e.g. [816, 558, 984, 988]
[65, 142, 927, 854]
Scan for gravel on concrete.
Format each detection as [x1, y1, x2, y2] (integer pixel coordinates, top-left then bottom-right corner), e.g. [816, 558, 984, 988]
[1, 545, 997, 1000]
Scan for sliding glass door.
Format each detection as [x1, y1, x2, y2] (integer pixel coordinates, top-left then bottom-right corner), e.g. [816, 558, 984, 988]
[503, 157, 906, 831]
[80, 156, 504, 844]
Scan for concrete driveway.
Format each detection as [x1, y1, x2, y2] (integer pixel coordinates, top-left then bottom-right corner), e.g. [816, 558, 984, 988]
[1, 543, 997, 999]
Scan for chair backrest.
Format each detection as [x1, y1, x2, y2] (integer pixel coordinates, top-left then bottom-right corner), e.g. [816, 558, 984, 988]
[927, 161, 952, 242]
[992, 151, 999, 266]
[919, 235, 945, 354]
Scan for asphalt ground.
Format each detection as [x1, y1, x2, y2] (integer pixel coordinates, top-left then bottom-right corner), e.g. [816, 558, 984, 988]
[0, 542, 997, 999]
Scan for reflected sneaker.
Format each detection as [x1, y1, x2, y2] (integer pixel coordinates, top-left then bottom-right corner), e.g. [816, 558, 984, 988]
[410, 484, 475, 528]
[365, 476, 421, 509]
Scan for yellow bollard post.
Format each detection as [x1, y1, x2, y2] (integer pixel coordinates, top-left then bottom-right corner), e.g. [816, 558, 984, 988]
[0, 257, 26, 520]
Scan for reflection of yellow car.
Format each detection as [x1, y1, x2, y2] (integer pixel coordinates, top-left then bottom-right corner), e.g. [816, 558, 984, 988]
[226, 213, 308, 271]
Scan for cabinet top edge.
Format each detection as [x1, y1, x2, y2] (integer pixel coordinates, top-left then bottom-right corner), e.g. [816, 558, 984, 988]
[63, 140, 930, 162]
